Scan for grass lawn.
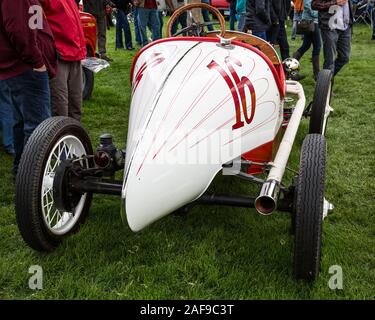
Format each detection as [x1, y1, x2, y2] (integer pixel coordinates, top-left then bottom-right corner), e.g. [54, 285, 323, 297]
[0, 21, 374, 300]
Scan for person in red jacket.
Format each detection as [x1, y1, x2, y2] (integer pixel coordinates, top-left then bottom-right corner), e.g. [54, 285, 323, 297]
[0, 0, 57, 176]
[42, 0, 87, 121]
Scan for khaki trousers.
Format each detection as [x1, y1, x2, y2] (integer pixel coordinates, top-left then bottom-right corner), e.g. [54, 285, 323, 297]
[50, 60, 83, 121]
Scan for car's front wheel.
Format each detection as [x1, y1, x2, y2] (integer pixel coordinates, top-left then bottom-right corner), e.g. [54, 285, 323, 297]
[293, 134, 327, 281]
[15, 117, 93, 252]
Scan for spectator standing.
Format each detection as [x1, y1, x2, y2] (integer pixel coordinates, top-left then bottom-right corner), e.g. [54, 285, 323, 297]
[171, 0, 188, 35]
[83, 0, 113, 61]
[228, 0, 237, 30]
[201, 0, 215, 32]
[236, 0, 247, 31]
[133, 6, 143, 45]
[160, 0, 177, 35]
[292, 0, 304, 40]
[158, 9, 164, 38]
[0, 87, 14, 155]
[245, 0, 272, 40]
[276, 0, 291, 60]
[268, 0, 281, 44]
[133, 0, 161, 46]
[0, 0, 57, 176]
[42, 0, 87, 122]
[292, 0, 321, 80]
[312, 0, 353, 76]
[113, 0, 134, 50]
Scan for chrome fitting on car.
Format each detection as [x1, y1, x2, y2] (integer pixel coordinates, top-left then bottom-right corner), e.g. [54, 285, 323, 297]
[255, 180, 280, 215]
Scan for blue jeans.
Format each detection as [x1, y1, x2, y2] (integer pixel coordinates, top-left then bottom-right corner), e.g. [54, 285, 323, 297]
[201, 0, 214, 32]
[158, 10, 163, 38]
[1, 69, 51, 175]
[116, 9, 133, 49]
[171, 11, 187, 36]
[296, 23, 321, 57]
[237, 13, 246, 32]
[133, 7, 142, 45]
[0, 82, 14, 152]
[137, 7, 161, 47]
[292, 12, 302, 40]
[321, 27, 352, 76]
[229, 0, 237, 31]
[252, 31, 267, 41]
[147, 11, 163, 37]
[372, 7, 375, 35]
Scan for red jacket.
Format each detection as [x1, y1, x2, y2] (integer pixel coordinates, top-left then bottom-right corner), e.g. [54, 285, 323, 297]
[0, 0, 57, 80]
[42, 0, 86, 61]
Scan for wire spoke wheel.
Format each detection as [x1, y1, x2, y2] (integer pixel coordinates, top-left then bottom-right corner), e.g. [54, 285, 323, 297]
[41, 135, 88, 235]
[15, 117, 93, 252]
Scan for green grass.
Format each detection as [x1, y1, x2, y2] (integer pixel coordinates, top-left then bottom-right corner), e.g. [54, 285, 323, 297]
[0, 22, 374, 300]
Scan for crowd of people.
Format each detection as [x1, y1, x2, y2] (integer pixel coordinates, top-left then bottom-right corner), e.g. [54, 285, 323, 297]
[0, 0, 87, 177]
[0, 0, 371, 178]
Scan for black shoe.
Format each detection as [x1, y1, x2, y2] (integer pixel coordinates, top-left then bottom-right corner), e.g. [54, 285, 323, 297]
[290, 72, 306, 81]
[99, 54, 113, 62]
[126, 47, 135, 51]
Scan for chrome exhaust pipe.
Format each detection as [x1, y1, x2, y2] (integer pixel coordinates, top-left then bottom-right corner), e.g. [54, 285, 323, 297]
[255, 180, 279, 215]
[255, 81, 306, 216]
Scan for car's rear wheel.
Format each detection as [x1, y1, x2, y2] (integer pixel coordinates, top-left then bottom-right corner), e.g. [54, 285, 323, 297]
[15, 117, 93, 252]
[83, 46, 95, 100]
[309, 69, 333, 135]
[293, 134, 326, 281]
[82, 66, 94, 100]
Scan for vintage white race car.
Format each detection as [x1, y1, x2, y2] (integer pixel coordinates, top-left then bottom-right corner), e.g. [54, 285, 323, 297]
[15, 4, 334, 281]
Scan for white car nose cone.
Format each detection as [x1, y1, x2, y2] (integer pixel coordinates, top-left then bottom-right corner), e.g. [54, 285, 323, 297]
[122, 39, 283, 232]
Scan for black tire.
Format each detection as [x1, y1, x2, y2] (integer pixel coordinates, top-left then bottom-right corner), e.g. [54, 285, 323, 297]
[82, 66, 94, 101]
[290, 178, 298, 236]
[15, 117, 93, 252]
[309, 69, 333, 135]
[293, 134, 327, 281]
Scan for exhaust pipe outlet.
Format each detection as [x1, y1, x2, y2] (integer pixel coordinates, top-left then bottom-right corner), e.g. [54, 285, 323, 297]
[255, 180, 280, 215]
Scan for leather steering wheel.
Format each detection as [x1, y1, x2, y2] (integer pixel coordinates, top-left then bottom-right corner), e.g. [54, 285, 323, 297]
[166, 3, 226, 38]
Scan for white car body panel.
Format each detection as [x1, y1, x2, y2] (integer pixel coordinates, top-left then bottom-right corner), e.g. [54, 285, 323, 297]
[122, 39, 283, 231]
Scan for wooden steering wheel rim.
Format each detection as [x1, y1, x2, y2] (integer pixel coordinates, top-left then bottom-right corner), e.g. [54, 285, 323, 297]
[166, 3, 226, 38]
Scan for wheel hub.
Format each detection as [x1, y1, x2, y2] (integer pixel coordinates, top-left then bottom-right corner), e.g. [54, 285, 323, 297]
[53, 160, 82, 213]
